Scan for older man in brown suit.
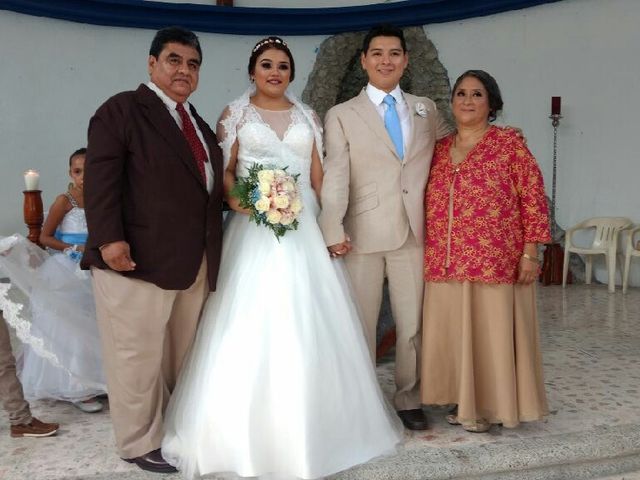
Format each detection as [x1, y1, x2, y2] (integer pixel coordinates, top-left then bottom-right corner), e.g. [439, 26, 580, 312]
[319, 25, 451, 431]
[83, 27, 223, 473]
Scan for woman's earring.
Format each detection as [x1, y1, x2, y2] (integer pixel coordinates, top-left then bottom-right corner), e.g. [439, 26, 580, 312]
[250, 77, 255, 83]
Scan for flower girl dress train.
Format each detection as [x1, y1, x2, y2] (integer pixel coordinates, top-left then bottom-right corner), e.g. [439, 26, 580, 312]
[0, 199, 106, 401]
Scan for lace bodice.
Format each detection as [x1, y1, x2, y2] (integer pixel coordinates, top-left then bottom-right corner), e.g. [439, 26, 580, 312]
[233, 105, 315, 189]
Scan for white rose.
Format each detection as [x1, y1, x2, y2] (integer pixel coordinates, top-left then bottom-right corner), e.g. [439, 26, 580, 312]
[281, 181, 295, 193]
[290, 198, 303, 214]
[273, 169, 286, 178]
[258, 169, 275, 183]
[254, 196, 271, 212]
[258, 180, 271, 195]
[266, 209, 282, 224]
[273, 195, 290, 209]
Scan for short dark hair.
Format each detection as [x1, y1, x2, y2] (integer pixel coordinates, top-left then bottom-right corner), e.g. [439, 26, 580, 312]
[362, 24, 407, 54]
[149, 26, 202, 64]
[248, 36, 296, 82]
[69, 147, 86, 166]
[451, 70, 503, 122]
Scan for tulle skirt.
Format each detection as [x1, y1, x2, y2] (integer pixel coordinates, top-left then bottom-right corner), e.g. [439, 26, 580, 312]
[162, 191, 402, 479]
[0, 234, 106, 401]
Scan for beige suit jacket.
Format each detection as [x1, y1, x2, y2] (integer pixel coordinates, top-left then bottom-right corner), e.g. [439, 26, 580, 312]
[319, 89, 452, 254]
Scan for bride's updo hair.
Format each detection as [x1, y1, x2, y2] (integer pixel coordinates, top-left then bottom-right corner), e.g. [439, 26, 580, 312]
[248, 36, 296, 82]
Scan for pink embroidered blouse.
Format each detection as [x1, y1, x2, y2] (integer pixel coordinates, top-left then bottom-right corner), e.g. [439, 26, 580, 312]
[424, 126, 551, 284]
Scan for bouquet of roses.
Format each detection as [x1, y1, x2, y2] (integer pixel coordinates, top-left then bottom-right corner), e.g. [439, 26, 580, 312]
[230, 163, 303, 240]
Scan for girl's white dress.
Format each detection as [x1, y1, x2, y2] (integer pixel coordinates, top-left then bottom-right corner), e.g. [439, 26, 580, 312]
[161, 96, 402, 480]
[0, 196, 106, 401]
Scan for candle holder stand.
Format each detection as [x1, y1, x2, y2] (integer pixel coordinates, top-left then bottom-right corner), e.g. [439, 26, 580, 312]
[23, 190, 44, 247]
[540, 113, 570, 285]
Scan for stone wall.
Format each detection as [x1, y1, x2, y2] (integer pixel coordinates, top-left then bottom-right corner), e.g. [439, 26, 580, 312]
[302, 26, 454, 125]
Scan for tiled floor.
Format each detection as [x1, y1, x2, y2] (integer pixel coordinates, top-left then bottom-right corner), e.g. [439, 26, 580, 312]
[1, 284, 640, 479]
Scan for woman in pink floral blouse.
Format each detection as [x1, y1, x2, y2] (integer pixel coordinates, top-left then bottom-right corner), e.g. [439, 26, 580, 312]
[421, 70, 551, 433]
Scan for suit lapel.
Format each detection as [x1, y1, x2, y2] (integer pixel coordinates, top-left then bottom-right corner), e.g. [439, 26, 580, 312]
[351, 90, 400, 161]
[192, 105, 223, 194]
[403, 94, 417, 163]
[135, 85, 206, 189]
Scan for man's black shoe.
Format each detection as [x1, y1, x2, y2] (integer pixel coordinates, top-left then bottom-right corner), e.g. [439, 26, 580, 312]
[123, 448, 178, 473]
[398, 408, 429, 430]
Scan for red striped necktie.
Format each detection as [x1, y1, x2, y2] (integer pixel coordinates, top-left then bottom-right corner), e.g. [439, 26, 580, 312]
[176, 103, 208, 183]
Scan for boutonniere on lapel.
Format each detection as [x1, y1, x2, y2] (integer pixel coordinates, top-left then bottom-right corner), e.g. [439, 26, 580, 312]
[414, 103, 428, 118]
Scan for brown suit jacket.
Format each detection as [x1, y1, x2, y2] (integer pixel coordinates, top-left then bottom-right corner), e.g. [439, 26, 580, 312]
[82, 84, 224, 291]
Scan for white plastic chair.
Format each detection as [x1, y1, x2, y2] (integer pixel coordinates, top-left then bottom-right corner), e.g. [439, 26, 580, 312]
[622, 225, 640, 294]
[562, 217, 632, 293]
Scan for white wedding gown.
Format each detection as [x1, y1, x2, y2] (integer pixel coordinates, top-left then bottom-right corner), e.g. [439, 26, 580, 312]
[162, 104, 402, 480]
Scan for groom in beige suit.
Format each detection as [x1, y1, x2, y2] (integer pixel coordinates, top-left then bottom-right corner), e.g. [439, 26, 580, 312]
[319, 25, 452, 430]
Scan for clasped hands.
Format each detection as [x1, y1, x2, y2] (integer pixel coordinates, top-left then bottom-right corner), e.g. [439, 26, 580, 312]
[100, 240, 136, 272]
[328, 236, 352, 258]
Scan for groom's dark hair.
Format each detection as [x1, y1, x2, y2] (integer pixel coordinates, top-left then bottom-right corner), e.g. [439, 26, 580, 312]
[362, 24, 407, 54]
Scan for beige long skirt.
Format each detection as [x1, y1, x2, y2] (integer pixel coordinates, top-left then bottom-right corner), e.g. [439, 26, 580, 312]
[421, 281, 548, 428]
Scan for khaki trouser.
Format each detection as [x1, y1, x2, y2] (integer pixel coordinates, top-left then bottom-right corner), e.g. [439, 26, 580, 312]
[91, 257, 208, 459]
[344, 234, 423, 410]
[0, 311, 32, 426]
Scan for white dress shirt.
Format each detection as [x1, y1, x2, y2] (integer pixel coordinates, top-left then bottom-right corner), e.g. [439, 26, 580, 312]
[147, 81, 213, 193]
[365, 83, 411, 154]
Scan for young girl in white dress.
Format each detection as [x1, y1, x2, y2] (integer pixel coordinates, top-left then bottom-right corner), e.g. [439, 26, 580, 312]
[161, 37, 403, 480]
[0, 149, 106, 412]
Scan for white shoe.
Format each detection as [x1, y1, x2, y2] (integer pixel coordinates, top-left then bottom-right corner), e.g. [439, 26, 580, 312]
[73, 399, 103, 413]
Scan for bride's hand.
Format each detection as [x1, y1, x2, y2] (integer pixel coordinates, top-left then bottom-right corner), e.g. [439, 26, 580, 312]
[328, 237, 352, 258]
[226, 195, 252, 215]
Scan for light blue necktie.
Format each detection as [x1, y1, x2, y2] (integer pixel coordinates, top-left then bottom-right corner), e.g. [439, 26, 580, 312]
[383, 94, 404, 160]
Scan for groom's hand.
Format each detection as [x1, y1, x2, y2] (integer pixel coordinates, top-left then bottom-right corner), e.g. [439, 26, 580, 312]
[504, 125, 526, 144]
[328, 238, 352, 258]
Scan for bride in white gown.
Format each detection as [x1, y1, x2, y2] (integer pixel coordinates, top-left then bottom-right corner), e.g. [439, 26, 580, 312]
[162, 37, 403, 480]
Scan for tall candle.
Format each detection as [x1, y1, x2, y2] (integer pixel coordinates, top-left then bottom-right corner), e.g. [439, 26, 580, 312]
[551, 96, 561, 115]
[24, 169, 40, 191]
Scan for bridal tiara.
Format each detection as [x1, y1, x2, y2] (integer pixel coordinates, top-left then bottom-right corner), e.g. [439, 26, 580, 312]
[252, 37, 288, 53]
